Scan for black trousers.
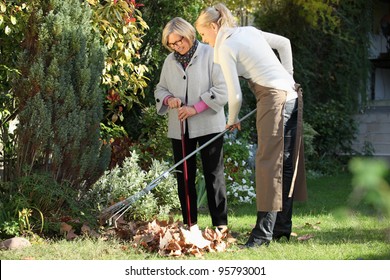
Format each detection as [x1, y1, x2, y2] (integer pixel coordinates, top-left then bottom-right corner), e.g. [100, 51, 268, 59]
[171, 128, 227, 227]
[273, 97, 298, 235]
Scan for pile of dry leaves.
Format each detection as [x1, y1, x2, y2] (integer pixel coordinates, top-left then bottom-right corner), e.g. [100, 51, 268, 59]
[60, 217, 319, 257]
[61, 218, 237, 257]
[133, 220, 237, 257]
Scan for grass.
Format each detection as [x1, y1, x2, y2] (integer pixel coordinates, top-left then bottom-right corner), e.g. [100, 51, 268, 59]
[1, 172, 389, 260]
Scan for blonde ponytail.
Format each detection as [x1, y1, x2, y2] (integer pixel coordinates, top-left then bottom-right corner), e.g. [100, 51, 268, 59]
[195, 2, 237, 29]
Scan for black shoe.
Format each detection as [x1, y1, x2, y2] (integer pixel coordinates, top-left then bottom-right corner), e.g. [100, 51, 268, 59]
[244, 235, 270, 248]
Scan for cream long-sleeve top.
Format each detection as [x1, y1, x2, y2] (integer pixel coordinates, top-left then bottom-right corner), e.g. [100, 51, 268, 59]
[155, 42, 228, 140]
[214, 26, 297, 125]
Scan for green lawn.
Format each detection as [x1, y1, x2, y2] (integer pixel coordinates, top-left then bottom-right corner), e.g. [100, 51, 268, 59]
[1, 172, 389, 260]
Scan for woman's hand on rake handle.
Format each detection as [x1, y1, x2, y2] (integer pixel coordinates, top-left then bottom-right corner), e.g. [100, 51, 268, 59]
[167, 97, 182, 109]
[226, 122, 241, 132]
[178, 105, 197, 121]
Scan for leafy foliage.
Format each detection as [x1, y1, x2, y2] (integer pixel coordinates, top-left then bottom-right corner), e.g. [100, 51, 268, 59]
[0, 1, 30, 182]
[87, 0, 149, 116]
[253, 0, 372, 174]
[0, 172, 91, 238]
[133, 105, 172, 167]
[223, 133, 256, 205]
[137, 0, 204, 100]
[1, 1, 150, 185]
[106, 104, 171, 171]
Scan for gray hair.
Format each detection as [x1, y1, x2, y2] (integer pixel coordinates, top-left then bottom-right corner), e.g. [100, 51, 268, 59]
[162, 17, 196, 51]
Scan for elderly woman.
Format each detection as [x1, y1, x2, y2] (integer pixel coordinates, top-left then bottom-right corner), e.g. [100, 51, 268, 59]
[154, 17, 229, 233]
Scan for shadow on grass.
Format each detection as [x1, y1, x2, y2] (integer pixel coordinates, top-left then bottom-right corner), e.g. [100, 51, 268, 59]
[228, 172, 355, 218]
[296, 226, 390, 244]
[221, 172, 390, 259]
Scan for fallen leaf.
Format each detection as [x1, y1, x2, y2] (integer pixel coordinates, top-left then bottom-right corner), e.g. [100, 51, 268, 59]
[89, 229, 100, 238]
[181, 227, 211, 249]
[81, 224, 91, 234]
[169, 249, 182, 257]
[159, 230, 173, 250]
[140, 233, 155, 243]
[66, 229, 78, 240]
[297, 234, 314, 241]
[60, 222, 72, 234]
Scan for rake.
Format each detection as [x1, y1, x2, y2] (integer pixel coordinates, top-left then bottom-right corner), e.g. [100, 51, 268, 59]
[100, 108, 257, 226]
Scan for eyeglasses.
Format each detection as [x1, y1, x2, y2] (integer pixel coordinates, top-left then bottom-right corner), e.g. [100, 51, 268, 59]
[168, 36, 184, 48]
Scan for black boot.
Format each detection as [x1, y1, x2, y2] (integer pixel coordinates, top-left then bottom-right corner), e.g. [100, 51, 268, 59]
[272, 197, 292, 242]
[245, 211, 277, 248]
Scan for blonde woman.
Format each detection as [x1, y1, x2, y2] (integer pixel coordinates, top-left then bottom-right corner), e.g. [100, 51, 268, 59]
[154, 17, 229, 233]
[196, 3, 307, 247]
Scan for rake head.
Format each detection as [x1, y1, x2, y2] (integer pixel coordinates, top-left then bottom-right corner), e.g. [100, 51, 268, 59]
[98, 180, 160, 227]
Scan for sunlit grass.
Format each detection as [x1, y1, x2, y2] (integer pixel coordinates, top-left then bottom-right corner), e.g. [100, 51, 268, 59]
[1, 172, 389, 260]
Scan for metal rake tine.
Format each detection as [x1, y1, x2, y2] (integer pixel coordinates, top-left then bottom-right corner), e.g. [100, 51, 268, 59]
[108, 183, 156, 227]
[103, 181, 160, 224]
[107, 196, 136, 227]
[108, 197, 136, 224]
[112, 204, 132, 228]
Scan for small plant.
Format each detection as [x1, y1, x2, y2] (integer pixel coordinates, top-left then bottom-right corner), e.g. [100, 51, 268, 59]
[87, 150, 180, 221]
[18, 207, 44, 235]
[0, 220, 20, 238]
[223, 133, 256, 205]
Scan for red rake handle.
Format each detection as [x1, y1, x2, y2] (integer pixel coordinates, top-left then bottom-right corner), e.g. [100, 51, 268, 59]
[180, 120, 192, 227]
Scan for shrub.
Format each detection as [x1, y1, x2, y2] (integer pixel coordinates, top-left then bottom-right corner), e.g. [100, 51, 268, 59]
[133, 105, 172, 167]
[12, 0, 110, 188]
[252, 0, 371, 175]
[86, 150, 180, 222]
[108, 105, 172, 171]
[0, 172, 92, 238]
